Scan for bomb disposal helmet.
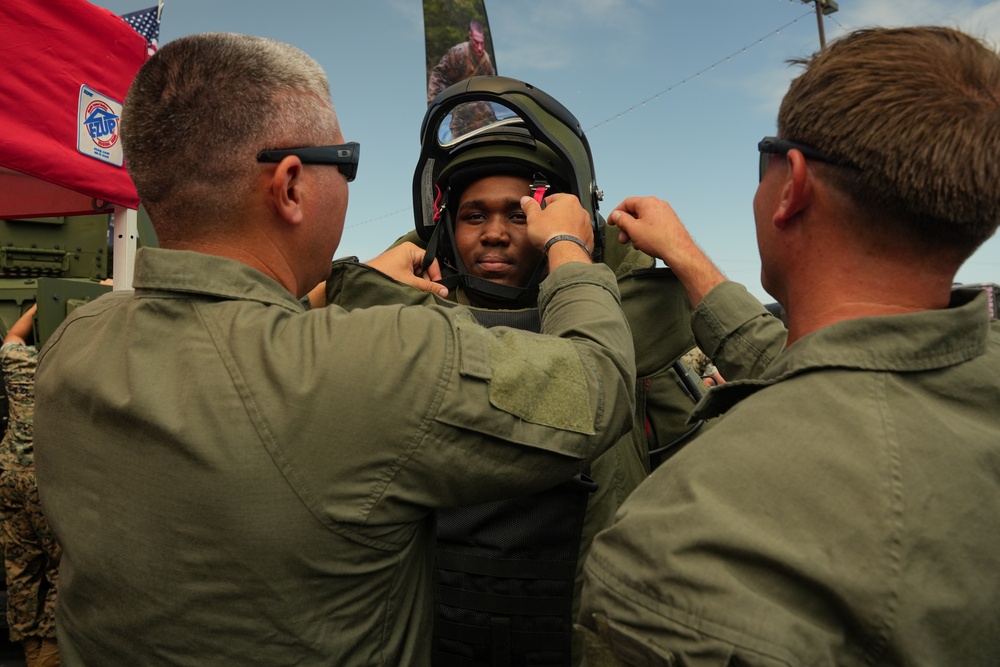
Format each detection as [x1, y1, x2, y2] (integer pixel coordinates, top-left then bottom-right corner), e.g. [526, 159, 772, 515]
[413, 76, 604, 303]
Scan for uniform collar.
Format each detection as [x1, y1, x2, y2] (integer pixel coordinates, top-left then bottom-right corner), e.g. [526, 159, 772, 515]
[693, 289, 993, 420]
[132, 247, 306, 311]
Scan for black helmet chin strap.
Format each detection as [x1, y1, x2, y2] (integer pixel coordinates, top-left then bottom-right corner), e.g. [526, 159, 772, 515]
[420, 208, 546, 305]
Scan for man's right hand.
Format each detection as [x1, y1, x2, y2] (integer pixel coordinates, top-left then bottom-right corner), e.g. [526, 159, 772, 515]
[521, 194, 594, 270]
[609, 196, 726, 308]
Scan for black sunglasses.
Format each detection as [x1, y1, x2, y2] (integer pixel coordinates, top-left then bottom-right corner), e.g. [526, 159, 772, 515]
[757, 136, 838, 182]
[257, 142, 360, 182]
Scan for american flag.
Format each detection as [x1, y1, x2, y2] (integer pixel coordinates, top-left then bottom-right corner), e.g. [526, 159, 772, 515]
[121, 4, 162, 57]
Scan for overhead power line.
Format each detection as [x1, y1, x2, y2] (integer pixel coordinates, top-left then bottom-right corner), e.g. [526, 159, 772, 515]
[350, 4, 827, 230]
[345, 206, 410, 229]
[586, 9, 816, 132]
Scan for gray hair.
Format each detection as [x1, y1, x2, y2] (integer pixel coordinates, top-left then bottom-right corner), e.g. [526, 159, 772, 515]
[121, 33, 340, 236]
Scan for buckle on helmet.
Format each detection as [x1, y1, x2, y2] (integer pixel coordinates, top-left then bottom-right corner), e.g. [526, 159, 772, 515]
[530, 173, 549, 207]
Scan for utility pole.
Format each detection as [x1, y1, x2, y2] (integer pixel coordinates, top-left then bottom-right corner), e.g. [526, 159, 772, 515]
[801, 0, 840, 49]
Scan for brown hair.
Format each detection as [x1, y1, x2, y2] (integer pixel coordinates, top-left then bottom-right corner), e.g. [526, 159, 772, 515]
[121, 33, 339, 238]
[778, 27, 1000, 257]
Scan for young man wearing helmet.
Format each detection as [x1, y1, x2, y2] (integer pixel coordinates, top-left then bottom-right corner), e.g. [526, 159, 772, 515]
[451, 170, 546, 292]
[325, 76, 708, 665]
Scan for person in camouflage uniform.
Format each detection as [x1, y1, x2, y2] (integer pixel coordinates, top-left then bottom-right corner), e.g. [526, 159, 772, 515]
[427, 20, 497, 138]
[427, 20, 496, 104]
[0, 304, 61, 667]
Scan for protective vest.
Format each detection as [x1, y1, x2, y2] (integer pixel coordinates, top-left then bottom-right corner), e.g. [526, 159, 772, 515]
[428, 303, 590, 666]
[325, 233, 705, 665]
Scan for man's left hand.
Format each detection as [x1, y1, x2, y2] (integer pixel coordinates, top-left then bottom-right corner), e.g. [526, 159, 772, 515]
[366, 242, 449, 298]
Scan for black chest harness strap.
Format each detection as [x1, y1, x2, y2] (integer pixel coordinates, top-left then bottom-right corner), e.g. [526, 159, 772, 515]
[433, 306, 596, 667]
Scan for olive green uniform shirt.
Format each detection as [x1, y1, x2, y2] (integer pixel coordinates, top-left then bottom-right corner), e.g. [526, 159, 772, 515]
[33, 247, 636, 666]
[325, 260, 652, 614]
[579, 282, 1000, 666]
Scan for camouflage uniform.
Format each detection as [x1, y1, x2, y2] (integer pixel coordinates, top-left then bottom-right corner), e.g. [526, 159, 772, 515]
[681, 346, 718, 378]
[0, 343, 60, 651]
[427, 42, 496, 138]
[427, 41, 496, 104]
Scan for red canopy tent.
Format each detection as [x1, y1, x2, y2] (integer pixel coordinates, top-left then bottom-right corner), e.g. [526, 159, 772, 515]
[0, 0, 149, 287]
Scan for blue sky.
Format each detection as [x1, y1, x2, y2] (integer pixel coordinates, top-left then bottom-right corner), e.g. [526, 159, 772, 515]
[91, 0, 1000, 302]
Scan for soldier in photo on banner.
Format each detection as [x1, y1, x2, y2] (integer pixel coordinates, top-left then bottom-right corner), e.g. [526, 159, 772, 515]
[426, 19, 496, 105]
[427, 19, 498, 139]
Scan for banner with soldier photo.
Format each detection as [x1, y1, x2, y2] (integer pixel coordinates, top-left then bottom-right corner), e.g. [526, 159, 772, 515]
[423, 0, 498, 106]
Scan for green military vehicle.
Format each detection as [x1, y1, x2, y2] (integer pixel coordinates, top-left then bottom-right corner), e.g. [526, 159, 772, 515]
[0, 205, 161, 432]
[0, 213, 113, 343]
[0, 206, 156, 342]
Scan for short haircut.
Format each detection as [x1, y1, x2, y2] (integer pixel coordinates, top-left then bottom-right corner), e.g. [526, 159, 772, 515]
[121, 33, 339, 238]
[778, 27, 1000, 257]
[469, 20, 484, 36]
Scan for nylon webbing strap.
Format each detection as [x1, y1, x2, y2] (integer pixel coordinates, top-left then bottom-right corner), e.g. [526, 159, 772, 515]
[492, 618, 511, 667]
[436, 551, 576, 580]
[437, 585, 567, 617]
[420, 217, 444, 276]
[436, 620, 566, 652]
[465, 306, 541, 331]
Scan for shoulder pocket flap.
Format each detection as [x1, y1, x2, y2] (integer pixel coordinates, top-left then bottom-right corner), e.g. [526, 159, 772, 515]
[484, 329, 594, 434]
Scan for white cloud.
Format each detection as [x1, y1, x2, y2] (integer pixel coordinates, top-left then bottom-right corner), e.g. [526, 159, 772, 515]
[837, 0, 1000, 41]
[955, 2, 1000, 44]
[744, 1, 1000, 115]
[488, 0, 652, 72]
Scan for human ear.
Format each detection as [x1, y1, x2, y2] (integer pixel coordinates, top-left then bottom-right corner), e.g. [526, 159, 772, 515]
[772, 150, 812, 229]
[270, 157, 305, 225]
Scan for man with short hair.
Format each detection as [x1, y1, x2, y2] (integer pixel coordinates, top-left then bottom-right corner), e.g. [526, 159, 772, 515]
[578, 26, 1000, 666]
[31, 32, 637, 666]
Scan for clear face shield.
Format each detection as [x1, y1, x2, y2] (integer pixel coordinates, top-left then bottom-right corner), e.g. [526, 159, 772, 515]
[435, 100, 521, 146]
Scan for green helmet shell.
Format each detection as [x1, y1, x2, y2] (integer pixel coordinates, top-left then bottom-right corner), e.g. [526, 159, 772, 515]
[413, 76, 604, 261]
